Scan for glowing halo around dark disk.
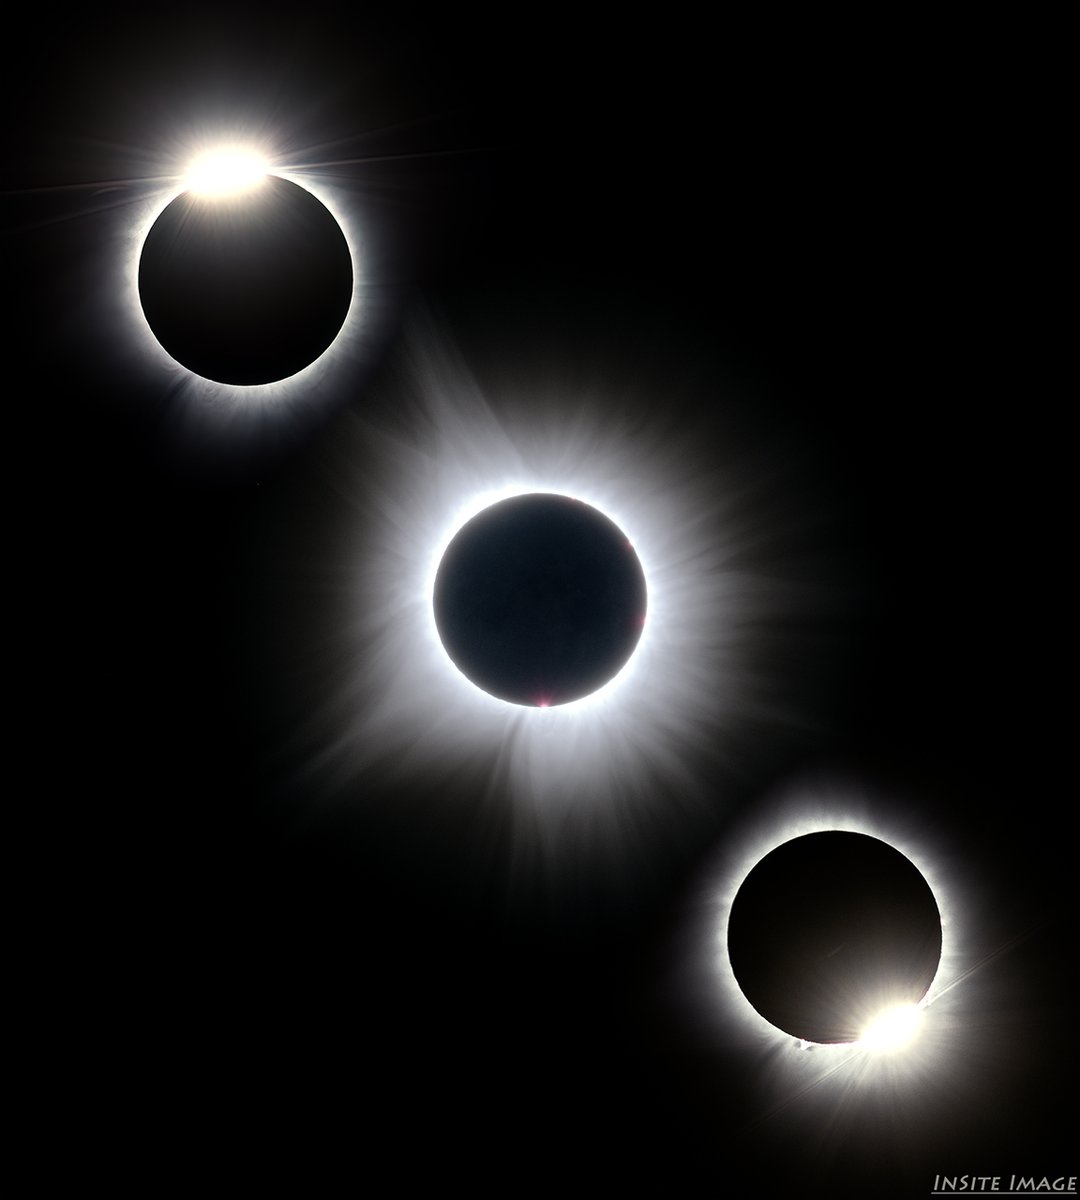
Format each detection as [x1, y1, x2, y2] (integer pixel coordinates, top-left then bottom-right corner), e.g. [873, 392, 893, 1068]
[265, 316, 843, 896]
[708, 787, 959, 1066]
[726, 830, 942, 1046]
[670, 772, 1036, 1132]
[113, 133, 369, 437]
[137, 172, 353, 385]
[432, 492, 648, 707]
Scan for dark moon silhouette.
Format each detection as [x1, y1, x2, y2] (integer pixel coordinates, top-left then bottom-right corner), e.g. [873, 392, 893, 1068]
[727, 831, 942, 1044]
[138, 175, 353, 385]
[433, 493, 647, 706]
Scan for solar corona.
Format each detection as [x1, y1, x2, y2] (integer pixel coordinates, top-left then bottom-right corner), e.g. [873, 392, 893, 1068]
[19, 24, 1060, 1193]
[91, 133, 374, 445]
[432, 492, 648, 707]
[726, 830, 942, 1047]
[271, 313, 842, 895]
[684, 773, 1024, 1131]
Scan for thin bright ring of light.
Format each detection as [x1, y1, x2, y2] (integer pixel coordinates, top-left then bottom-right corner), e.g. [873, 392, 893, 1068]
[711, 783, 956, 1042]
[671, 771, 1025, 1124]
[427, 492, 648, 705]
[113, 131, 370, 437]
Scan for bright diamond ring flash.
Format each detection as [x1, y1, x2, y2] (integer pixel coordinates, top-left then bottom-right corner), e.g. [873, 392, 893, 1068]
[859, 1003, 924, 1054]
[183, 147, 270, 196]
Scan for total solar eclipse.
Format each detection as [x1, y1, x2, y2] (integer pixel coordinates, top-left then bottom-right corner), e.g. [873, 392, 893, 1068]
[138, 171, 353, 385]
[727, 831, 942, 1046]
[433, 493, 648, 707]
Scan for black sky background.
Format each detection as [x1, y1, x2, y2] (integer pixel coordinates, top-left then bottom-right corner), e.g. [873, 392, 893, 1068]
[7, 9, 1072, 1193]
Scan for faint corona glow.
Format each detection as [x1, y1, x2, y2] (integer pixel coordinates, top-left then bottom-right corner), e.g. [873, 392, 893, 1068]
[183, 146, 270, 195]
[276, 314, 840, 895]
[858, 1003, 923, 1054]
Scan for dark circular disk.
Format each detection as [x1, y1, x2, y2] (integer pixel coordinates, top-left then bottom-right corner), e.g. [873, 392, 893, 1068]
[138, 175, 353, 385]
[727, 831, 942, 1044]
[433, 493, 647, 707]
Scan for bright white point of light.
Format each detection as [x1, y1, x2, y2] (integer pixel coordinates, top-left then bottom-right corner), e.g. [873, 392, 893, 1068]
[183, 146, 270, 196]
[859, 1003, 924, 1054]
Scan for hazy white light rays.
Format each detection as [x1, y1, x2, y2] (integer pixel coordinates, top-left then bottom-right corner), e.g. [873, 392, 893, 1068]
[272, 314, 840, 901]
[117, 128, 494, 449]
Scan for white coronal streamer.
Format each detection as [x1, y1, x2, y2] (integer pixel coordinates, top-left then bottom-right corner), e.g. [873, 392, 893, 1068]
[286, 315, 832, 883]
